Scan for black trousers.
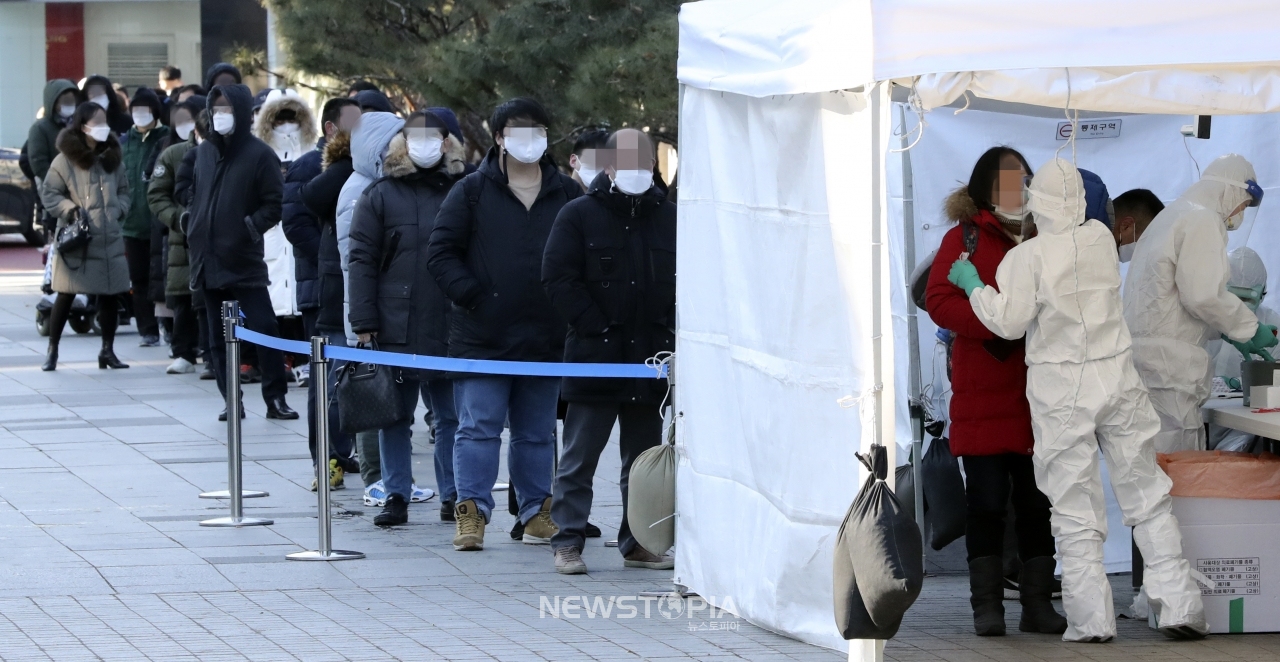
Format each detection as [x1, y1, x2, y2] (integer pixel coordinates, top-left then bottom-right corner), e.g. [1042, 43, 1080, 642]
[123, 237, 158, 337]
[201, 286, 288, 401]
[50, 293, 120, 346]
[962, 452, 1057, 563]
[550, 402, 663, 556]
[165, 294, 199, 363]
[307, 327, 354, 464]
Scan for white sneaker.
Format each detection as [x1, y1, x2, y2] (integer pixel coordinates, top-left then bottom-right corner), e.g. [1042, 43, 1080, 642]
[364, 480, 388, 507]
[293, 364, 310, 387]
[410, 484, 436, 503]
[166, 357, 195, 374]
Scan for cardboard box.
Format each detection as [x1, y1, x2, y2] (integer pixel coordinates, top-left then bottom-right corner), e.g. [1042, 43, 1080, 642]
[1172, 497, 1280, 633]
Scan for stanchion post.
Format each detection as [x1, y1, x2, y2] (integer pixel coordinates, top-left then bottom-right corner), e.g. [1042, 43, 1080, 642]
[288, 336, 363, 561]
[201, 301, 273, 527]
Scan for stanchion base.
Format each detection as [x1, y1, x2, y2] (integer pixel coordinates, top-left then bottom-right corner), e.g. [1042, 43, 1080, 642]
[199, 490, 269, 499]
[199, 516, 274, 527]
[286, 549, 365, 562]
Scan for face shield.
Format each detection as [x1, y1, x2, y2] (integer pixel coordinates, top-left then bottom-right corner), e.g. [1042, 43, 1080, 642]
[1227, 284, 1265, 311]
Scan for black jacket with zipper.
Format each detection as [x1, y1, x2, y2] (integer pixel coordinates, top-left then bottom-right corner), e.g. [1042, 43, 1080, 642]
[427, 147, 581, 362]
[300, 133, 354, 331]
[186, 84, 284, 291]
[542, 175, 676, 403]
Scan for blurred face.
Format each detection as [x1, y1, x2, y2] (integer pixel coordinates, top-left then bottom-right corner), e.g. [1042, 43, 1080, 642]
[992, 153, 1027, 214]
[604, 130, 656, 176]
[170, 107, 193, 127]
[495, 117, 547, 150]
[56, 91, 78, 108]
[83, 108, 110, 144]
[337, 104, 361, 133]
[176, 89, 196, 103]
[212, 73, 238, 88]
[85, 84, 108, 100]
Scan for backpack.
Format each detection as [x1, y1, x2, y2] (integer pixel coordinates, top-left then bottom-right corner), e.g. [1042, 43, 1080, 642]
[910, 223, 978, 312]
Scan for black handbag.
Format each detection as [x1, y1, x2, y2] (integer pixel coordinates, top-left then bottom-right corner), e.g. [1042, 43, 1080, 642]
[56, 208, 91, 256]
[334, 342, 406, 434]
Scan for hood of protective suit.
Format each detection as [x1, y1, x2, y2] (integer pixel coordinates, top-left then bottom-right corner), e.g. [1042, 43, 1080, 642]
[1184, 154, 1258, 220]
[1229, 247, 1267, 289]
[350, 112, 406, 179]
[1026, 158, 1086, 236]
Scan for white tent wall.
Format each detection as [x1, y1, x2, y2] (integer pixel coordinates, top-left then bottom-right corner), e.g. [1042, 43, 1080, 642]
[673, 84, 894, 651]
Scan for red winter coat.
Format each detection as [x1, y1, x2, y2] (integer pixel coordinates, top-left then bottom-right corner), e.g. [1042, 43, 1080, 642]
[925, 188, 1034, 457]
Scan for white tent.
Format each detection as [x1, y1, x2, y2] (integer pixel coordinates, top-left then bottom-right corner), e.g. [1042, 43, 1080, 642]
[674, 0, 1280, 654]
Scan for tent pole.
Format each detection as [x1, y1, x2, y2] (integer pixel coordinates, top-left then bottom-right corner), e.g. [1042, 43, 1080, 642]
[896, 103, 928, 566]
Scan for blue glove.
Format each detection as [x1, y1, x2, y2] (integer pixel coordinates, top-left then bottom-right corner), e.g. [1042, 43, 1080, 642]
[948, 259, 985, 296]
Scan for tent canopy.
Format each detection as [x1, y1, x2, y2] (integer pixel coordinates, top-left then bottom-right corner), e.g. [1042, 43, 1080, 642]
[679, 0, 1280, 113]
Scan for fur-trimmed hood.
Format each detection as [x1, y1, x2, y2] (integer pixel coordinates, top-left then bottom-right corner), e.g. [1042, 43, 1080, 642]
[321, 131, 351, 170]
[944, 186, 981, 224]
[56, 127, 121, 173]
[381, 132, 467, 179]
[252, 89, 318, 161]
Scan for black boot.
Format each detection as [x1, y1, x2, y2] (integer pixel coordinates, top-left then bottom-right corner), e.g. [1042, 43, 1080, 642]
[42, 341, 58, 372]
[266, 396, 298, 420]
[969, 556, 1007, 636]
[98, 342, 129, 369]
[374, 493, 409, 527]
[1019, 557, 1069, 634]
[440, 499, 456, 522]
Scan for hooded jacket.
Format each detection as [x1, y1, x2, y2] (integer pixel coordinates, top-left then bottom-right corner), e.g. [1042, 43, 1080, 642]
[347, 132, 466, 361]
[147, 134, 198, 297]
[426, 147, 582, 362]
[40, 128, 131, 296]
[925, 188, 1033, 457]
[27, 79, 79, 182]
[301, 133, 355, 330]
[120, 117, 170, 240]
[252, 90, 318, 317]
[336, 112, 405, 341]
[543, 174, 676, 404]
[186, 84, 284, 291]
[202, 63, 242, 94]
[82, 75, 132, 135]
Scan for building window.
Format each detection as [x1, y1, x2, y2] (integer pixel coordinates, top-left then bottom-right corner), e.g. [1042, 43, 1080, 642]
[108, 43, 169, 89]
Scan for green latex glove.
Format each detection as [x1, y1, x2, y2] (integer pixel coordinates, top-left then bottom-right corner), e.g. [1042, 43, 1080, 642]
[1251, 323, 1279, 350]
[1226, 335, 1254, 359]
[1224, 376, 1242, 391]
[948, 259, 985, 296]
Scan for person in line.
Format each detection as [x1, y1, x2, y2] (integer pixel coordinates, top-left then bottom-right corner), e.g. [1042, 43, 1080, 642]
[949, 158, 1210, 642]
[80, 75, 132, 135]
[27, 80, 81, 190]
[542, 128, 677, 574]
[186, 84, 297, 421]
[568, 129, 609, 191]
[121, 88, 170, 347]
[348, 111, 467, 525]
[335, 111, 406, 498]
[354, 89, 396, 115]
[1208, 247, 1280, 451]
[924, 147, 1065, 636]
[203, 63, 242, 94]
[347, 80, 380, 98]
[427, 97, 581, 551]
[39, 102, 132, 371]
[1113, 189, 1164, 262]
[1123, 155, 1275, 452]
[158, 66, 182, 95]
[286, 97, 363, 490]
[173, 85, 205, 104]
[148, 96, 206, 375]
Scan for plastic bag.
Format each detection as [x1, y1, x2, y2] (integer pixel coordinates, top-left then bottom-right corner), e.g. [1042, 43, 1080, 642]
[628, 417, 677, 555]
[1156, 450, 1280, 500]
[922, 437, 966, 550]
[833, 444, 924, 638]
[895, 463, 916, 523]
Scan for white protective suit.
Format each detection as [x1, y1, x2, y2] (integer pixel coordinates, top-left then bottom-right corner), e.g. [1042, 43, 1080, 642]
[1122, 155, 1261, 453]
[967, 158, 1207, 641]
[1207, 247, 1280, 451]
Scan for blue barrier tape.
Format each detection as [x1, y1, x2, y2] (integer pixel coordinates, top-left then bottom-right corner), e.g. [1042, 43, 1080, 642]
[233, 326, 667, 379]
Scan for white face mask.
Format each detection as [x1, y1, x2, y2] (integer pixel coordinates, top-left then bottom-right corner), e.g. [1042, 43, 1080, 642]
[272, 122, 300, 137]
[1118, 242, 1136, 263]
[132, 109, 154, 128]
[58, 104, 76, 120]
[407, 135, 444, 169]
[577, 166, 601, 187]
[612, 169, 653, 196]
[213, 112, 235, 135]
[993, 206, 1028, 222]
[90, 94, 110, 110]
[84, 125, 111, 143]
[502, 130, 547, 164]
[174, 122, 195, 141]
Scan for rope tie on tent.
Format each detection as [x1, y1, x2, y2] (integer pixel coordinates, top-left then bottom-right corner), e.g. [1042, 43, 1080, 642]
[891, 77, 927, 153]
[953, 90, 972, 115]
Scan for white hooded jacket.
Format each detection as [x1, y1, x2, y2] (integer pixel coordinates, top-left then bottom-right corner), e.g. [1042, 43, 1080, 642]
[968, 158, 1131, 365]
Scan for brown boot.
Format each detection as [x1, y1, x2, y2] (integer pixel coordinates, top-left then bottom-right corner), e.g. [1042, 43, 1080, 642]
[452, 499, 485, 551]
[522, 497, 558, 544]
[624, 546, 674, 569]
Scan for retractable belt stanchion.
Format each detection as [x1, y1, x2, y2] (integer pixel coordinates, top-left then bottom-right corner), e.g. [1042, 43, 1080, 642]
[288, 336, 363, 561]
[200, 301, 273, 527]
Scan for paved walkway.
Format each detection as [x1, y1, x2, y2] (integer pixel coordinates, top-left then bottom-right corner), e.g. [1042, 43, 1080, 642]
[1, 241, 1279, 661]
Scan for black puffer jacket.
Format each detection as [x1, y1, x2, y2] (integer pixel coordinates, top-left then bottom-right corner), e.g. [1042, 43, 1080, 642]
[543, 177, 676, 403]
[300, 132, 354, 331]
[186, 84, 284, 291]
[282, 140, 324, 311]
[348, 132, 466, 360]
[427, 147, 581, 362]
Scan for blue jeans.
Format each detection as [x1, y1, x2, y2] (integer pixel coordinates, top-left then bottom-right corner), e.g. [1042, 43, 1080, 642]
[423, 379, 459, 504]
[453, 376, 559, 523]
[380, 377, 459, 502]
